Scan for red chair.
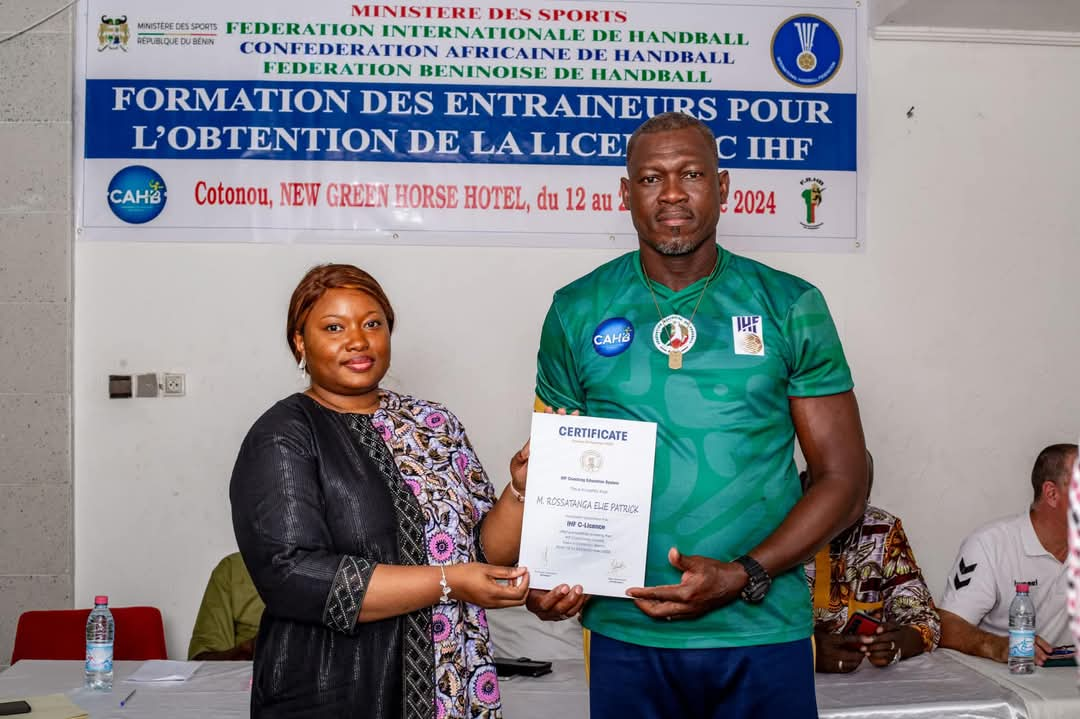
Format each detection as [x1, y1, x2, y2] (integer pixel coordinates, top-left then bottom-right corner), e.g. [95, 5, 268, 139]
[10, 606, 168, 664]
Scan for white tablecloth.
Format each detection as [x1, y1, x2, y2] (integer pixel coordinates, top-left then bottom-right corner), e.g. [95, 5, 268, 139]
[944, 649, 1080, 719]
[0, 660, 588, 718]
[1, 652, 1077, 718]
[815, 650, 1028, 719]
[0, 661, 251, 718]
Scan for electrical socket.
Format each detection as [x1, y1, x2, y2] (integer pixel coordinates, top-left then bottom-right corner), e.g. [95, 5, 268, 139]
[162, 373, 186, 397]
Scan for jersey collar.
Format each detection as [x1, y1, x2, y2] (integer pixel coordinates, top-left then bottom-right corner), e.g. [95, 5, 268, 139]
[1021, 512, 1056, 560]
[632, 244, 730, 299]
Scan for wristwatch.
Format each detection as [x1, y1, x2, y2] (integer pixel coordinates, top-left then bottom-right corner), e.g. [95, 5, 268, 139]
[734, 555, 771, 603]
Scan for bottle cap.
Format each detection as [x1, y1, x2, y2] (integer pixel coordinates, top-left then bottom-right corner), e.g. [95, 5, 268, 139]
[94, 595, 108, 604]
[1015, 583, 1029, 592]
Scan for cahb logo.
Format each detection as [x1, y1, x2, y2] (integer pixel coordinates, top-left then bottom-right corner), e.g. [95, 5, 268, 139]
[771, 15, 842, 88]
[592, 317, 634, 357]
[107, 166, 167, 224]
[799, 177, 825, 230]
[98, 15, 130, 52]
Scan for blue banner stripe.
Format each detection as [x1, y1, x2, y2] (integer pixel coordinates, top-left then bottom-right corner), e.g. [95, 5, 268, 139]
[84, 79, 856, 170]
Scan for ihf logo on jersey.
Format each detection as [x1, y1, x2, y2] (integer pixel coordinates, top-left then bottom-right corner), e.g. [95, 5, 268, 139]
[771, 15, 843, 88]
[592, 317, 634, 357]
[107, 165, 167, 224]
[732, 316, 765, 356]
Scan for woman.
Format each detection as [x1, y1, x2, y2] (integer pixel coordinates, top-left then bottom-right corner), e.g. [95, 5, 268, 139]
[803, 452, 940, 672]
[231, 263, 530, 718]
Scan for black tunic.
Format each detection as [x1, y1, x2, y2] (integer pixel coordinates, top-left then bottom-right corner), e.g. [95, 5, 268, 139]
[230, 394, 435, 719]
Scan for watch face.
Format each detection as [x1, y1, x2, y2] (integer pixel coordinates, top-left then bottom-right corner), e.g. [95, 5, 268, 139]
[736, 556, 770, 602]
[746, 579, 768, 602]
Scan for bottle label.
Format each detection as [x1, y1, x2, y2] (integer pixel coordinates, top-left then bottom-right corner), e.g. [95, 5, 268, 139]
[86, 641, 113, 672]
[1008, 629, 1035, 658]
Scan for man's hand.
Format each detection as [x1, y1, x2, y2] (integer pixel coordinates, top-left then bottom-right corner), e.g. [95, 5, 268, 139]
[814, 630, 865, 673]
[525, 585, 588, 621]
[625, 547, 746, 621]
[1035, 634, 1053, 666]
[857, 622, 922, 667]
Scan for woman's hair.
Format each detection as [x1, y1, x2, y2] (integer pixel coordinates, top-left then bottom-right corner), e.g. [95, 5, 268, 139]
[286, 263, 396, 360]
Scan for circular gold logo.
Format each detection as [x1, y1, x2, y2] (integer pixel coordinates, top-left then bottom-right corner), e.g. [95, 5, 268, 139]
[742, 334, 763, 354]
[580, 450, 603, 473]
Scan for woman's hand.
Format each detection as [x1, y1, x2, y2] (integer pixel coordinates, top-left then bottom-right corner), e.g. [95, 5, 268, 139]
[858, 622, 923, 667]
[445, 563, 530, 609]
[509, 440, 529, 495]
[814, 629, 866, 673]
[525, 585, 588, 621]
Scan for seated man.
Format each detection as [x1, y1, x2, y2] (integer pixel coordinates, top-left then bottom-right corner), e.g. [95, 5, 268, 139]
[940, 443, 1078, 665]
[187, 552, 265, 661]
[804, 452, 940, 673]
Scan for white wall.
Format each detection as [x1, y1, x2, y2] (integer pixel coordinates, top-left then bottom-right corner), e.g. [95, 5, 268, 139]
[74, 38, 1080, 658]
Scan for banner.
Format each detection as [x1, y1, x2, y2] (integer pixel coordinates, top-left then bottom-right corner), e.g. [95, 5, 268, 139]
[75, 1, 866, 250]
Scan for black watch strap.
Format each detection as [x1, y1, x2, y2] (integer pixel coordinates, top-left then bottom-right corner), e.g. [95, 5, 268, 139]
[734, 554, 771, 603]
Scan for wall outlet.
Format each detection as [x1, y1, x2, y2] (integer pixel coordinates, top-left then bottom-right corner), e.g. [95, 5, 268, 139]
[162, 373, 186, 397]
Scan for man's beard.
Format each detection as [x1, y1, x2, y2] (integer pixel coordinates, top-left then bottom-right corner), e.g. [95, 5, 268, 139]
[651, 227, 706, 256]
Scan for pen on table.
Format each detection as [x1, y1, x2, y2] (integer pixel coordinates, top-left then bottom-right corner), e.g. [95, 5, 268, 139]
[119, 689, 136, 707]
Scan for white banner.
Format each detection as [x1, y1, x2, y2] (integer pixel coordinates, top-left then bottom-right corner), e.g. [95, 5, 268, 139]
[75, 0, 866, 251]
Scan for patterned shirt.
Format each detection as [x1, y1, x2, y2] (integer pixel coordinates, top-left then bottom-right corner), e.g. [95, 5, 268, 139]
[805, 505, 940, 653]
[374, 390, 500, 719]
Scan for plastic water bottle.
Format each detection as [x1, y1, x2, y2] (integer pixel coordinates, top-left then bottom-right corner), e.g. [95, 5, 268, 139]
[85, 595, 115, 690]
[1008, 582, 1036, 674]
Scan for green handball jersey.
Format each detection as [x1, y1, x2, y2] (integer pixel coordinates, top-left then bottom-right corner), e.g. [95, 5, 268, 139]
[535, 246, 853, 649]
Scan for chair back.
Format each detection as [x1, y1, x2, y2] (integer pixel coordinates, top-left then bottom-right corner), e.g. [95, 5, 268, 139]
[10, 606, 168, 664]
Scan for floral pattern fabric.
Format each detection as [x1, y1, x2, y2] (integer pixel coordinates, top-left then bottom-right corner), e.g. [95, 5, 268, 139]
[373, 390, 501, 719]
[805, 505, 941, 653]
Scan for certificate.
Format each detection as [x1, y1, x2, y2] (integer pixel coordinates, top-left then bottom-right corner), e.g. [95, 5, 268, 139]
[518, 412, 656, 597]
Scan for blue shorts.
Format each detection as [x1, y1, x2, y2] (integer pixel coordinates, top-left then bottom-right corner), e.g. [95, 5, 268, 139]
[588, 632, 817, 719]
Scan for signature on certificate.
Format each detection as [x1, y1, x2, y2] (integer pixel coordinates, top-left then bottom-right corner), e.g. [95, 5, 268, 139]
[608, 559, 626, 577]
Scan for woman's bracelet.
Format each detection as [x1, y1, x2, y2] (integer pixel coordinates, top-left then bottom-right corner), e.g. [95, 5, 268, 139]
[439, 564, 452, 602]
[508, 480, 525, 502]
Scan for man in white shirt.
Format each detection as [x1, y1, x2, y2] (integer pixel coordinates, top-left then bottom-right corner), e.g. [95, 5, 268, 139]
[940, 443, 1078, 664]
[1068, 443, 1080, 670]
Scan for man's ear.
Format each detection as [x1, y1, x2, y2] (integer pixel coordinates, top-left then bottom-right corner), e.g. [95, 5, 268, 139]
[1043, 479, 1063, 507]
[619, 177, 630, 208]
[718, 170, 730, 205]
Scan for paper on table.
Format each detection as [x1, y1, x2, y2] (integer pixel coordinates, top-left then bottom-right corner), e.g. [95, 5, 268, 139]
[5, 694, 87, 719]
[125, 660, 202, 682]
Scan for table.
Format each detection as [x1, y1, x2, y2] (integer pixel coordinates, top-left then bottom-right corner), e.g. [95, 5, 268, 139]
[0, 660, 589, 718]
[1, 652, 1076, 718]
[0, 661, 251, 719]
[946, 650, 1080, 719]
[815, 650, 1027, 719]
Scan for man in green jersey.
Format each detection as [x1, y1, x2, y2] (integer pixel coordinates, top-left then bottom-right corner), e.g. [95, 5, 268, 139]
[526, 112, 868, 717]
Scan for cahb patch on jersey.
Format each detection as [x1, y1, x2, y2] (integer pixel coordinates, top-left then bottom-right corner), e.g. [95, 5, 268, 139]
[732, 315, 765, 356]
[592, 317, 634, 357]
